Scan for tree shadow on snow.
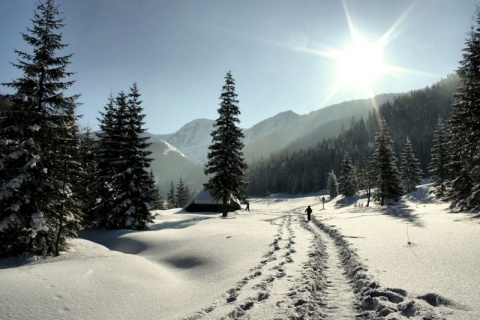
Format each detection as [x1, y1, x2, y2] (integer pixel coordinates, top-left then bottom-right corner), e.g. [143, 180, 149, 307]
[334, 196, 359, 208]
[79, 228, 148, 254]
[149, 216, 211, 231]
[78, 216, 212, 255]
[377, 203, 424, 227]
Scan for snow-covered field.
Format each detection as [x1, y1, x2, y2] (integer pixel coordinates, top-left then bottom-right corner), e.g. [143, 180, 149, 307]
[1, 184, 479, 320]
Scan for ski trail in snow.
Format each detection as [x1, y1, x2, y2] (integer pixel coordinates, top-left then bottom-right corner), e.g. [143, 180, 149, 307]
[184, 208, 358, 319]
[307, 217, 357, 319]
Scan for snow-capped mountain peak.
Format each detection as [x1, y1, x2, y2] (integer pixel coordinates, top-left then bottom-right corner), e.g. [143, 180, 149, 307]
[165, 118, 214, 165]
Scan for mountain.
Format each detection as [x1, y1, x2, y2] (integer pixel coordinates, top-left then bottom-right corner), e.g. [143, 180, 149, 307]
[243, 110, 302, 144]
[148, 139, 205, 193]
[243, 93, 396, 161]
[147, 93, 396, 191]
[164, 118, 214, 165]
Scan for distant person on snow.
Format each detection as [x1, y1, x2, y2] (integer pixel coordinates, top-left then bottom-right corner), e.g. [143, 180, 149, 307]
[305, 206, 312, 221]
[245, 200, 250, 211]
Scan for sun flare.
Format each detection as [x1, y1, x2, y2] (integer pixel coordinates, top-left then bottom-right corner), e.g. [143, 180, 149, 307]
[336, 38, 386, 93]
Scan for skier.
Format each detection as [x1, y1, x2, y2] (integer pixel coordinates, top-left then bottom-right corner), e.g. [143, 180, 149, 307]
[305, 205, 312, 221]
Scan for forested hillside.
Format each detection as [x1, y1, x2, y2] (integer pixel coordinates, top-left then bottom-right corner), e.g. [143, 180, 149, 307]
[246, 74, 460, 196]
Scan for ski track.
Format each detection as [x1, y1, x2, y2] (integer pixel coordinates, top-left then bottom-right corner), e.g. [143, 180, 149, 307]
[305, 214, 357, 319]
[184, 207, 358, 320]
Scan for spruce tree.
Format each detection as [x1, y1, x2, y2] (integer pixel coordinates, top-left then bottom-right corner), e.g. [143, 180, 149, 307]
[176, 176, 190, 208]
[167, 181, 176, 209]
[338, 153, 357, 197]
[429, 118, 449, 197]
[447, 10, 480, 209]
[91, 85, 154, 229]
[400, 138, 423, 193]
[78, 127, 97, 226]
[327, 170, 339, 199]
[90, 95, 119, 227]
[147, 171, 165, 210]
[204, 71, 248, 217]
[0, 0, 82, 257]
[372, 119, 403, 205]
[107, 85, 154, 229]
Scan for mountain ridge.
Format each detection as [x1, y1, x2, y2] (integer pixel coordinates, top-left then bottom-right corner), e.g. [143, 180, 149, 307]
[147, 93, 397, 192]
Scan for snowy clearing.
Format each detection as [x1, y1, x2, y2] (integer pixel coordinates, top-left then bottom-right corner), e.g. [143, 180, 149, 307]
[0, 184, 479, 320]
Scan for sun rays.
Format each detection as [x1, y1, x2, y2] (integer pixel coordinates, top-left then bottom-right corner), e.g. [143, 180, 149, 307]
[309, 0, 423, 111]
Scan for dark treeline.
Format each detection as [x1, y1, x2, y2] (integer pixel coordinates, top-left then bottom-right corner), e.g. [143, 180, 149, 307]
[246, 74, 459, 196]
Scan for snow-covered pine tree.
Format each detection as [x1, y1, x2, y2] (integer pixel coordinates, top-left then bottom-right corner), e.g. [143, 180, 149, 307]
[372, 118, 403, 205]
[429, 119, 449, 197]
[338, 153, 357, 197]
[447, 11, 480, 210]
[167, 181, 176, 209]
[107, 84, 154, 229]
[204, 71, 248, 217]
[51, 113, 85, 256]
[0, 0, 83, 257]
[147, 171, 165, 210]
[78, 127, 97, 226]
[327, 170, 339, 199]
[90, 95, 119, 227]
[400, 138, 423, 193]
[175, 176, 190, 208]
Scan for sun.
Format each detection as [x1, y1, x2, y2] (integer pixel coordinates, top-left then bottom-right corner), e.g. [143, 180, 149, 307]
[335, 37, 386, 94]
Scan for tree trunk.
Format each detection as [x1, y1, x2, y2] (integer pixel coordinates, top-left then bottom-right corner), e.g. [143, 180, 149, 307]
[222, 195, 228, 218]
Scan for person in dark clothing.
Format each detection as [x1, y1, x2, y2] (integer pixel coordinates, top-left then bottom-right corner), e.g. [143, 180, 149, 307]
[245, 201, 250, 211]
[305, 205, 312, 221]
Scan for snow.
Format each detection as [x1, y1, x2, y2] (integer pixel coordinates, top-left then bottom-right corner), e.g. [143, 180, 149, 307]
[1, 183, 479, 320]
[162, 140, 188, 159]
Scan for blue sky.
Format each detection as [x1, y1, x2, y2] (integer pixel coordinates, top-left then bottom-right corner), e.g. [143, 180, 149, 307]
[0, 0, 477, 134]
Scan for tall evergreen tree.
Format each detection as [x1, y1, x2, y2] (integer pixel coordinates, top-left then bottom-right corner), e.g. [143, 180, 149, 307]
[91, 84, 154, 229]
[78, 127, 97, 226]
[0, 0, 82, 257]
[107, 86, 154, 229]
[90, 95, 119, 227]
[204, 71, 248, 217]
[400, 138, 423, 193]
[175, 176, 190, 208]
[338, 153, 357, 197]
[167, 181, 176, 209]
[429, 118, 449, 197]
[327, 170, 339, 199]
[447, 10, 480, 210]
[372, 119, 403, 205]
[147, 171, 165, 210]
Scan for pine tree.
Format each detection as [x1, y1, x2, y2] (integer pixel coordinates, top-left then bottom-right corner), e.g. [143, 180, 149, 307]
[90, 95, 119, 227]
[175, 176, 190, 208]
[400, 138, 423, 193]
[167, 181, 176, 209]
[107, 85, 154, 229]
[338, 153, 357, 197]
[78, 127, 97, 226]
[372, 119, 403, 205]
[0, 0, 82, 257]
[429, 118, 449, 197]
[327, 170, 339, 199]
[147, 171, 165, 210]
[446, 10, 480, 209]
[91, 85, 154, 229]
[204, 71, 248, 217]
